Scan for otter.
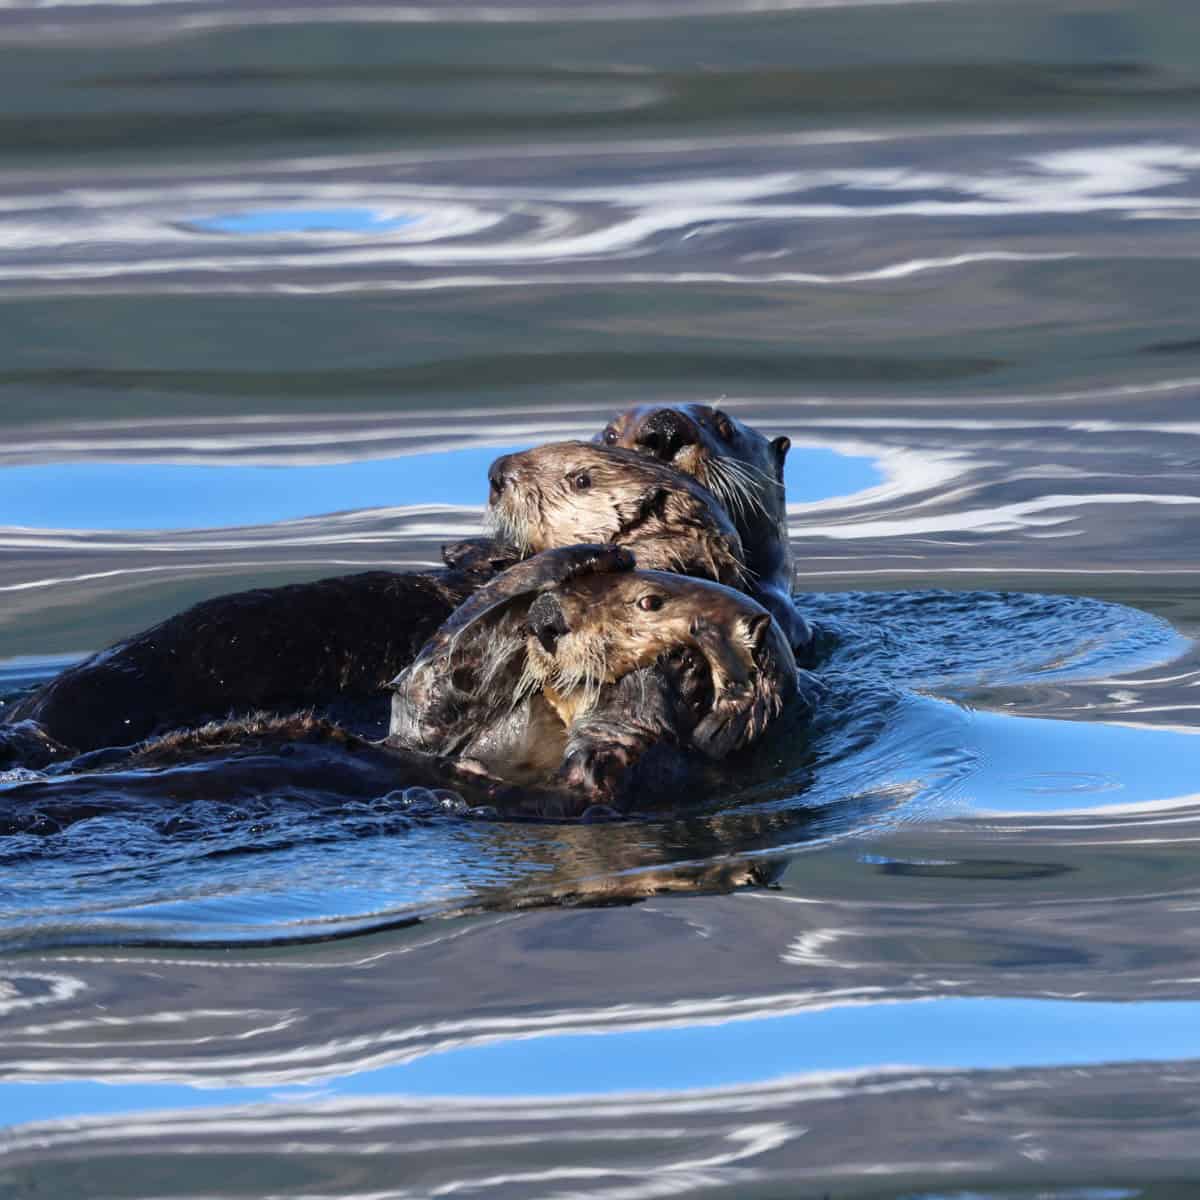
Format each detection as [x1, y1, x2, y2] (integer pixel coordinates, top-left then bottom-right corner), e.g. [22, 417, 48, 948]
[486, 442, 746, 588]
[598, 403, 812, 659]
[0, 417, 810, 772]
[2, 548, 809, 822]
[388, 544, 804, 807]
[0, 569, 479, 769]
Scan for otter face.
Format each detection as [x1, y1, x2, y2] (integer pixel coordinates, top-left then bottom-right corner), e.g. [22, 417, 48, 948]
[487, 441, 745, 587]
[598, 404, 792, 581]
[520, 569, 797, 753]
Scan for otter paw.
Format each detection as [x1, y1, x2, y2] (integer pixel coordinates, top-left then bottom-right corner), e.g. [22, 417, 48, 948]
[559, 741, 633, 802]
[441, 536, 521, 577]
[558, 544, 636, 581]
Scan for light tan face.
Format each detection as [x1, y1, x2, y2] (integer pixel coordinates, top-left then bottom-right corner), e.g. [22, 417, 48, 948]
[487, 441, 745, 585]
[519, 569, 792, 738]
[489, 442, 655, 553]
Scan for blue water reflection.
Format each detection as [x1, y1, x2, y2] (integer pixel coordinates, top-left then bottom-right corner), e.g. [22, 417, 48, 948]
[3, 445, 880, 530]
[191, 208, 420, 235]
[6, 995, 1200, 1128]
[964, 710, 1200, 815]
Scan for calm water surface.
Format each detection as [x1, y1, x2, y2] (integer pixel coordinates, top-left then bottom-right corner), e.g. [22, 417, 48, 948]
[3, 0, 1200, 1196]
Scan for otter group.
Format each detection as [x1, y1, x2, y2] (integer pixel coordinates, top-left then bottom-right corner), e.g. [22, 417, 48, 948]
[1, 405, 817, 817]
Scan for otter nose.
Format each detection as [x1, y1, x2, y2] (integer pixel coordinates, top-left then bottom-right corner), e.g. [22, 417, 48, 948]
[634, 409, 697, 461]
[527, 592, 569, 655]
[488, 455, 512, 503]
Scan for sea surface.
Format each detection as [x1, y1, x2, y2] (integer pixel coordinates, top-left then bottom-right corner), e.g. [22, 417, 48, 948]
[3, 0, 1200, 1196]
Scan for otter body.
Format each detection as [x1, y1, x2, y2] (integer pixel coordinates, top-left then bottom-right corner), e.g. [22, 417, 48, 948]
[0, 569, 477, 769]
[1, 411, 819, 804]
[3, 549, 810, 821]
[388, 545, 805, 809]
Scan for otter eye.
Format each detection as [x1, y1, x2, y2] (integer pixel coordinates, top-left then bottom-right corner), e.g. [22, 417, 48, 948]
[571, 470, 592, 492]
[637, 594, 664, 612]
[603, 427, 618, 446]
[715, 413, 734, 442]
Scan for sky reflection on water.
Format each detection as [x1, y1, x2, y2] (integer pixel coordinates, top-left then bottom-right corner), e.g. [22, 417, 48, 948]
[962, 708, 1200, 815]
[5, 994, 1200, 1130]
[5, 0, 1200, 1189]
[191, 208, 421, 236]
[2, 443, 880, 530]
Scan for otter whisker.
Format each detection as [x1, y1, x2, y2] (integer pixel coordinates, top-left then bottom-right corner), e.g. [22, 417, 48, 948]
[703, 459, 754, 525]
[708, 458, 770, 524]
[487, 495, 535, 555]
[512, 655, 545, 708]
[724, 453, 783, 494]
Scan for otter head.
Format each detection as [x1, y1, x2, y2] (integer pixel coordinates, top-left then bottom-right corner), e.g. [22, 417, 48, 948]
[598, 404, 792, 585]
[487, 441, 746, 588]
[389, 544, 634, 755]
[521, 569, 798, 756]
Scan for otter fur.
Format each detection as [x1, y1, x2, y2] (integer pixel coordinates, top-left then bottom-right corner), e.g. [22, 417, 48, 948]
[388, 545, 805, 808]
[487, 442, 746, 588]
[599, 403, 812, 658]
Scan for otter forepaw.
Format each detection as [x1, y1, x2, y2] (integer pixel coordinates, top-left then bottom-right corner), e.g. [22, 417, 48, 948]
[441, 536, 521, 578]
[559, 543, 636, 581]
[558, 741, 633, 804]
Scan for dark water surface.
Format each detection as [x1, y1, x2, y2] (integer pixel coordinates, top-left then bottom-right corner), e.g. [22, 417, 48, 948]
[4, 0, 1200, 1195]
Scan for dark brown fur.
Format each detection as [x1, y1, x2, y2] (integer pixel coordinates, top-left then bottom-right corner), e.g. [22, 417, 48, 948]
[389, 549, 804, 811]
[599, 403, 813, 659]
[1, 568, 480, 767]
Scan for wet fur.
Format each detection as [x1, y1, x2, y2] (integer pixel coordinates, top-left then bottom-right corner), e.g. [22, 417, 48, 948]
[600, 404, 814, 660]
[489, 442, 747, 588]
[2, 569, 481, 767]
[389, 551, 802, 811]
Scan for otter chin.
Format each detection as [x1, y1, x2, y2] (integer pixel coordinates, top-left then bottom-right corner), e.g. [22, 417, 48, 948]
[485, 441, 747, 589]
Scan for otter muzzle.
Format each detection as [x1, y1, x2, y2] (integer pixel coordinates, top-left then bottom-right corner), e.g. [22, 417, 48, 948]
[527, 592, 570, 654]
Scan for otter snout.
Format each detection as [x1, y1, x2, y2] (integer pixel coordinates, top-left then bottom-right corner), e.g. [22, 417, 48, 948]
[527, 592, 569, 654]
[634, 408, 698, 461]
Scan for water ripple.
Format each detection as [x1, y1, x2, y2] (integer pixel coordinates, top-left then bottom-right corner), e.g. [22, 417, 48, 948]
[1, 139, 1198, 293]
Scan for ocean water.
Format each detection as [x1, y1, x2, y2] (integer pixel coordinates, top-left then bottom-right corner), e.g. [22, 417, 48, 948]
[3, 1, 1200, 1196]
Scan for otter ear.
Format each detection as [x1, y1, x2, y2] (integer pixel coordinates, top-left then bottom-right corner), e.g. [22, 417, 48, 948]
[770, 436, 790, 482]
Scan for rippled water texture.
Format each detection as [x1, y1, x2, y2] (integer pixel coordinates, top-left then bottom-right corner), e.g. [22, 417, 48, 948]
[4, 0, 1200, 1196]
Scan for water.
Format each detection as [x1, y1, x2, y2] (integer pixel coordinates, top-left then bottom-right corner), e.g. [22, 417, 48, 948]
[3, 0, 1200, 1195]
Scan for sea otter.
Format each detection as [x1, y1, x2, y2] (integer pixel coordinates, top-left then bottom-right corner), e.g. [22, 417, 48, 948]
[0, 448, 748, 768]
[0, 422, 804, 770]
[598, 403, 812, 658]
[485, 442, 746, 588]
[388, 544, 803, 806]
[2, 548, 808, 822]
